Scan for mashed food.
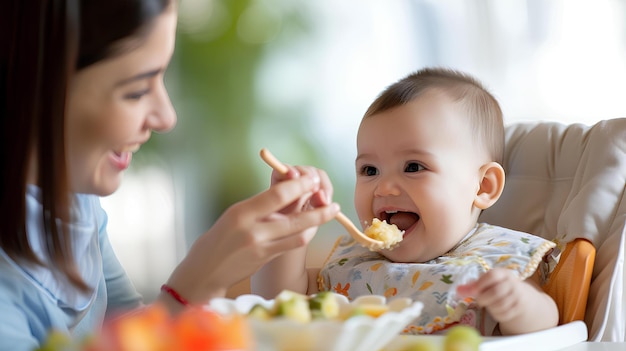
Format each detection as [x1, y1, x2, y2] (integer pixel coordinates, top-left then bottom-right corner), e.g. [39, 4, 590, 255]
[364, 218, 404, 249]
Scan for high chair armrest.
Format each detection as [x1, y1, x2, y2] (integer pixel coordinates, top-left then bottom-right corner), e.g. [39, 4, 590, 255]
[543, 238, 596, 324]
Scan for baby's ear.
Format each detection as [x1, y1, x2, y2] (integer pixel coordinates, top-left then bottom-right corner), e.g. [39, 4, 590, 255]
[474, 162, 505, 210]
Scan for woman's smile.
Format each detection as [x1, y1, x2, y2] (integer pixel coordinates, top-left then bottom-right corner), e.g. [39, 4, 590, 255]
[109, 150, 132, 170]
[109, 143, 142, 170]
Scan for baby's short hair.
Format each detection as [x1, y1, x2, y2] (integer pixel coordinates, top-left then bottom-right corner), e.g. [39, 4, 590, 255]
[364, 67, 504, 164]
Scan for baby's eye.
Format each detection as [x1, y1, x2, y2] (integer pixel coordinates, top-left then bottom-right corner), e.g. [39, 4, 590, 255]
[360, 165, 379, 176]
[405, 162, 425, 173]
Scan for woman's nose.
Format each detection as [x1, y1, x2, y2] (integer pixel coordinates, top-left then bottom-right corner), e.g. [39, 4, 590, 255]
[147, 83, 177, 133]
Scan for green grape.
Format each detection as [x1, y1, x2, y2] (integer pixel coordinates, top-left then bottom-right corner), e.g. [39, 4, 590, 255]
[444, 325, 481, 351]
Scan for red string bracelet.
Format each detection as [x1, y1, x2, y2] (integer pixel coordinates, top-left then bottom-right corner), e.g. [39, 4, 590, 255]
[161, 284, 190, 306]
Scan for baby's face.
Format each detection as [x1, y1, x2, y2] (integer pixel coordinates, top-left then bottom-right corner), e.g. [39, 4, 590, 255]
[354, 90, 489, 262]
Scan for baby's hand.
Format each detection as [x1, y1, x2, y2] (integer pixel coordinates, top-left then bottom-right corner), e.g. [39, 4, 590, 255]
[456, 268, 531, 324]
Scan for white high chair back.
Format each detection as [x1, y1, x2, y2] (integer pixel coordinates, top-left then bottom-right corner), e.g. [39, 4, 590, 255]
[479, 118, 626, 342]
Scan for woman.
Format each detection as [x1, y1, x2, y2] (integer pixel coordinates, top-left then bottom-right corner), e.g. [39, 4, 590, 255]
[0, 1, 339, 349]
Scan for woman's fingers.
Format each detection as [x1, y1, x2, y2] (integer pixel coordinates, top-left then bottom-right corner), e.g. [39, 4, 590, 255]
[222, 175, 338, 240]
[265, 174, 320, 210]
[270, 164, 300, 184]
[245, 173, 324, 216]
[262, 204, 339, 243]
[306, 167, 333, 207]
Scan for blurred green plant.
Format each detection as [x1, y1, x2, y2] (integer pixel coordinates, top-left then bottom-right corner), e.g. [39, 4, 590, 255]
[144, 0, 326, 243]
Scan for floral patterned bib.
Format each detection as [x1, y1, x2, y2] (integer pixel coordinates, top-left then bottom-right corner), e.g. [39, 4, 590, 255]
[318, 223, 557, 335]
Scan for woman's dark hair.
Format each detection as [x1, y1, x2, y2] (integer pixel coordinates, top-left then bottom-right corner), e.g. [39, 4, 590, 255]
[0, 0, 171, 289]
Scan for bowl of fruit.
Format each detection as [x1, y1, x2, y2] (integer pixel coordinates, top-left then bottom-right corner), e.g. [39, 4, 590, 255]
[209, 290, 424, 351]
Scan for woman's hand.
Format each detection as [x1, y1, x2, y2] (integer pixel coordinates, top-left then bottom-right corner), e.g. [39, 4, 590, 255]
[249, 164, 334, 298]
[270, 164, 333, 214]
[160, 172, 339, 311]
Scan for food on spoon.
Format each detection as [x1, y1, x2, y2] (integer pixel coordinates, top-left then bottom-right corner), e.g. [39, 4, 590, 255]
[364, 218, 404, 249]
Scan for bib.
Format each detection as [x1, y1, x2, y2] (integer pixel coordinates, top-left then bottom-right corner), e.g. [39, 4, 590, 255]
[318, 223, 557, 335]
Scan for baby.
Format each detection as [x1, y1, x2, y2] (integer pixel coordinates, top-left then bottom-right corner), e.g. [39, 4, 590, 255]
[252, 67, 559, 336]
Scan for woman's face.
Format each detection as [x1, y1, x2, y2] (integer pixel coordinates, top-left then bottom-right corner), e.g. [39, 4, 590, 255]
[65, 6, 178, 196]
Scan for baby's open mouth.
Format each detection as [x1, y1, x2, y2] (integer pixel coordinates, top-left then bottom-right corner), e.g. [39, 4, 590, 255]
[379, 211, 420, 232]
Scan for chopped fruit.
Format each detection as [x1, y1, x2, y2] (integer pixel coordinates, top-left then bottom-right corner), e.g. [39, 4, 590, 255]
[172, 307, 251, 351]
[249, 290, 396, 323]
[275, 289, 308, 301]
[275, 293, 312, 323]
[35, 330, 74, 351]
[248, 304, 272, 320]
[444, 325, 482, 351]
[309, 291, 340, 320]
[399, 339, 438, 351]
[39, 304, 253, 351]
[349, 303, 390, 318]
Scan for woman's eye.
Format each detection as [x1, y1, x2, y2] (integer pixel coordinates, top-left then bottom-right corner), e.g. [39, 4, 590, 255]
[405, 162, 424, 172]
[124, 89, 150, 100]
[360, 165, 378, 176]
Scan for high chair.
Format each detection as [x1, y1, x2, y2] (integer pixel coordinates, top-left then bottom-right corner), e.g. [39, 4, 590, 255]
[227, 118, 626, 344]
[480, 118, 626, 342]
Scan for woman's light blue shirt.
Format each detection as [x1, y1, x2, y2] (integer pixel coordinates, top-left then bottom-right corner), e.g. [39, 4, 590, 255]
[0, 186, 142, 351]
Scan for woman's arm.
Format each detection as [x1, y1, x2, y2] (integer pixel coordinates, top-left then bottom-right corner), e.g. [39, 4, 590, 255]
[158, 171, 338, 314]
[251, 164, 333, 298]
[250, 246, 310, 299]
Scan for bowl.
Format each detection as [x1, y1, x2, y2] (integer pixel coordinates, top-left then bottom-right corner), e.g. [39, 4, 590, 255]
[208, 292, 423, 351]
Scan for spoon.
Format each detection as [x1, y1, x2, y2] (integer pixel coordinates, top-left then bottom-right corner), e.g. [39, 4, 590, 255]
[259, 148, 388, 251]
